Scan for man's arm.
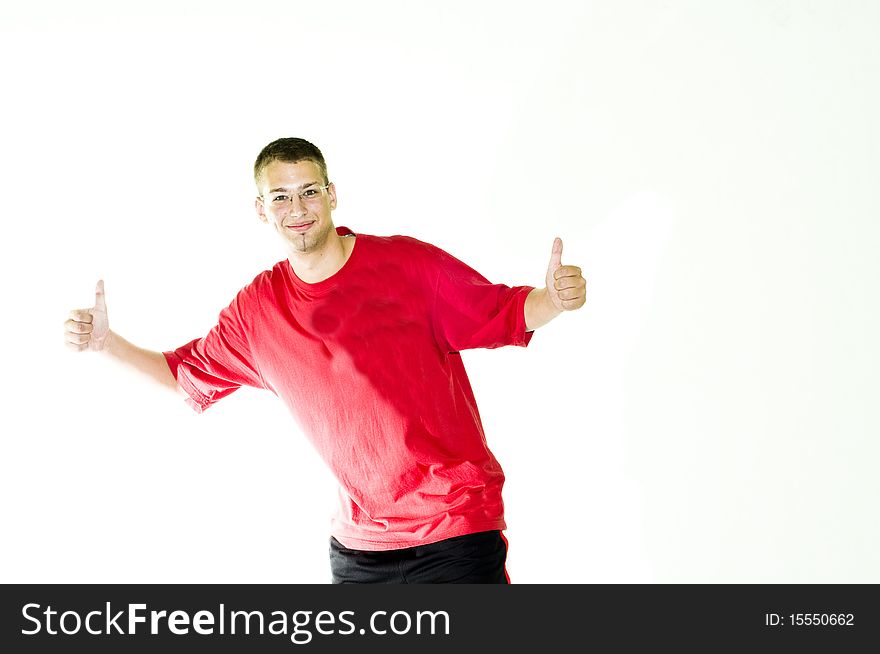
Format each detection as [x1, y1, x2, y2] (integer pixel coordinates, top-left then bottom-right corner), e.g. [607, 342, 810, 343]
[524, 237, 587, 331]
[525, 287, 563, 332]
[64, 280, 184, 397]
[101, 330, 183, 396]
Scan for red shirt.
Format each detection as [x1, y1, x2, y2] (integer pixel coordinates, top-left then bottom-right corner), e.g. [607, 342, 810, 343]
[164, 227, 534, 550]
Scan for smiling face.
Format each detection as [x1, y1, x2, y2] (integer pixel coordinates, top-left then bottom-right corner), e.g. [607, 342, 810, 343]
[255, 159, 338, 255]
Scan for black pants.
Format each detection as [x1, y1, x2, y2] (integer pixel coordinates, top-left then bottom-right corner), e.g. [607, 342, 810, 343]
[329, 530, 510, 584]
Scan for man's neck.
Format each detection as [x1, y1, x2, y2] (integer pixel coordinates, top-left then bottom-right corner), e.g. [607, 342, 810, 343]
[288, 233, 355, 284]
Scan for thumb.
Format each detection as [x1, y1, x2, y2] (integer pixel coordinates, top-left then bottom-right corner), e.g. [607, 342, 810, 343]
[547, 237, 563, 274]
[94, 279, 107, 313]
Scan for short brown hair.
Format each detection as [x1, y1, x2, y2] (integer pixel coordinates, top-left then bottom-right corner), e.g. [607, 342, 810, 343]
[254, 137, 329, 190]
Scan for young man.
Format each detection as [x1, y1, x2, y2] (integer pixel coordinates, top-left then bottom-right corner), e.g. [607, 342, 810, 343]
[64, 138, 587, 583]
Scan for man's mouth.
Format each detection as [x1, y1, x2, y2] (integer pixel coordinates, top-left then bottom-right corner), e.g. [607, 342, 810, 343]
[287, 221, 315, 232]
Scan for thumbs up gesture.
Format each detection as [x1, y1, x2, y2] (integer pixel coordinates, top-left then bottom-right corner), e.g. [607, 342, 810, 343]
[64, 280, 111, 352]
[545, 237, 586, 311]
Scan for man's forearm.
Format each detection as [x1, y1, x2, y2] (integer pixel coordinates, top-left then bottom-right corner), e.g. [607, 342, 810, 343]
[103, 330, 183, 396]
[524, 287, 563, 332]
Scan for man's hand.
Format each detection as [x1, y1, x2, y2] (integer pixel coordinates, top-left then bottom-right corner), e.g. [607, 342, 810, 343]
[64, 280, 111, 352]
[545, 237, 586, 311]
[525, 237, 587, 331]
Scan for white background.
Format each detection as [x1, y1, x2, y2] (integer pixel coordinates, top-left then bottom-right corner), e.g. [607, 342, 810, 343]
[1, 1, 878, 583]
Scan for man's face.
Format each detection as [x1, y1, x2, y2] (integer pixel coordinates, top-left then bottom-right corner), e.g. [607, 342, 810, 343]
[255, 159, 337, 254]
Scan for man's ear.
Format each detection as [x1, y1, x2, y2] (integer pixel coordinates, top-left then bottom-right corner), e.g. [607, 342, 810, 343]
[328, 182, 337, 211]
[255, 196, 269, 224]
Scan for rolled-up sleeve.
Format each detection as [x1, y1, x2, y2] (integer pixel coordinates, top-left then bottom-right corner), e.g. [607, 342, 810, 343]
[163, 295, 263, 413]
[428, 245, 535, 353]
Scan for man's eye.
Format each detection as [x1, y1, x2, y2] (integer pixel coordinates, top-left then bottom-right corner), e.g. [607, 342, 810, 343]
[272, 195, 288, 202]
[302, 189, 318, 198]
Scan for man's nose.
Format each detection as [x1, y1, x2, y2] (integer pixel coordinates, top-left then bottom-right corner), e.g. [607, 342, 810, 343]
[288, 195, 307, 215]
